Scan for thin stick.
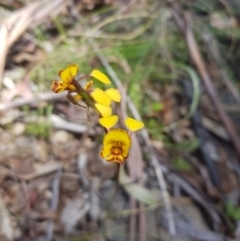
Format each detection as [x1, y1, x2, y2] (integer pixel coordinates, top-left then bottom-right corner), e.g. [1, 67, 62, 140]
[0, 25, 8, 90]
[21, 180, 34, 239]
[0, 91, 65, 112]
[45, 168, 62, 241]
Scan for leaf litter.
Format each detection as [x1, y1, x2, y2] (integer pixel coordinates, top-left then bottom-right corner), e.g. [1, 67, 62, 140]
[0, 0, 240, 240]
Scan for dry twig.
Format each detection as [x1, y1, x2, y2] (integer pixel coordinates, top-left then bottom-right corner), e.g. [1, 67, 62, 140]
[0, 92, 65, 112]
[45, 168, 62, 241]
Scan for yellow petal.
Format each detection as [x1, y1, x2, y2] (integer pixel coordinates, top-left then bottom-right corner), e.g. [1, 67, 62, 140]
[95, 103, 112, 117]
[90, 70, 111, 84]
[52, 81, 64, 93]
[68, 84, 77, 91]
[73, 94, 82, 101]
[91, 88, 111, 106]
[84, 80, 93, 90]
[124, 117, 144, 132]
[67, 64, 79, 77]
[99, 115, 118, 129]
[103, 153, 125, 165]
[58, 64, 79, 82]
[102, 129, 131, 158]
[59, 69, 70, 83]
[100, 144, 112, 159]
[105, 88, 121, 102]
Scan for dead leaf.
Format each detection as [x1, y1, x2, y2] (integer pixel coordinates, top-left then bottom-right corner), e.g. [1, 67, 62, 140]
[60, 194, 90, 234]
[119, 165, 160, 205]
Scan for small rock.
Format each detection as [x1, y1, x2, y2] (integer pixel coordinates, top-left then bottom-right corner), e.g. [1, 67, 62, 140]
[51, 130, 70, 144]
[12, 122, 25, 136]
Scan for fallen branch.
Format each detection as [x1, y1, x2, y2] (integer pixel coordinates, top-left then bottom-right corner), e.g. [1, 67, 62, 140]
[0, 91, 65, 112]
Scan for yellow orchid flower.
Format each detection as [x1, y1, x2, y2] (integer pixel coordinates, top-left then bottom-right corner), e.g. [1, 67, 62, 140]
[99, 116, 144, 164]
[52, 65, 111, 94]
[101, 129, 131, 165]
[51, 64, 121, 117]
[52, 64, 79, 93]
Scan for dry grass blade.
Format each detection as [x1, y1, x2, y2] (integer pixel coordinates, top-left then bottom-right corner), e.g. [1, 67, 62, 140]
[7, 3, 40, 48]
[45, 168, 62, 241]
[0, 2, 40, 84]
[0, 25, 8, 90]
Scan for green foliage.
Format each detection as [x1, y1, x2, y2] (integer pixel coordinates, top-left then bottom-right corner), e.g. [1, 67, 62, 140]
[151, 102, 164, 112]
[25, 122, 51, 139]
[146, 118, 166, 141]
[53, 17, 66, 36]
[225, 202, 240, 221]
[166, 137, 200, 153]
[117, 42, 155, 64]
[172, 157, 192, 171]
[23, 105, 53, 139]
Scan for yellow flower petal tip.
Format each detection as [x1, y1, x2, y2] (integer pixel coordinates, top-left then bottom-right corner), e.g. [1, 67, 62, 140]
[99, 115, 119, 129]
[73, 94, 82, 101]
[58, 64, 79, 82]
[90, 70, 111, 84]
[52, 81, 62, 93]
[95, 103, 112, 117]
[105, 88, 121, 102]
[67, 64, 79, 76]
[124, 117, 144, 132]
[91, 88, 111, 106]
[100, 129, 131, 165]
[84, 80, 93, 90]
